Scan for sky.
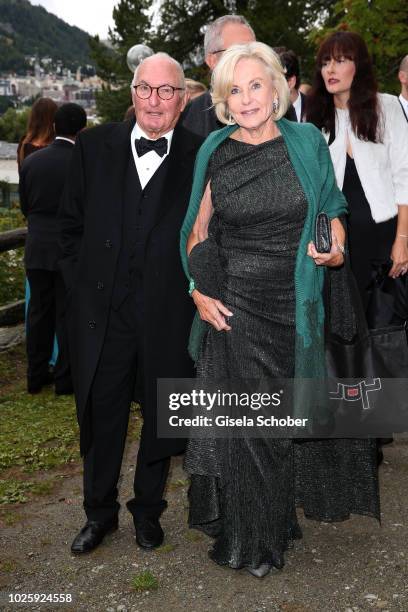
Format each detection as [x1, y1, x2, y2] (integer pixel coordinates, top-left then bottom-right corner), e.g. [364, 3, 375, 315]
[31, 0, 120, 39]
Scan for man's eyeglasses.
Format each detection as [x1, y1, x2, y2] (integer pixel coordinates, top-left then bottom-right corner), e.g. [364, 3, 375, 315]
[133, 83, 185, 100]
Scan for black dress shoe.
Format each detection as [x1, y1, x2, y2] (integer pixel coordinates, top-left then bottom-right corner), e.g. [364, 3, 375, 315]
[134, 517, 164, 550]
[55, 385, 74, 396]
[71, 519, 118, 554]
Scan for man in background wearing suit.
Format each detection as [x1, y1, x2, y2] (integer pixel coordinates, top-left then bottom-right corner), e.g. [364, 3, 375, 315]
[181, 14, 296, 136]
[60, 53, 203, 554]
[19, 103, 87, 394]
[181, 14, 255, 136]
[279, 50, 306, 122]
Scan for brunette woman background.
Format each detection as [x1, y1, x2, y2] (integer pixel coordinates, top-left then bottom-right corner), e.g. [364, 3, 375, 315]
[17, 97, 58, 173]
[307, 31, 408, 312]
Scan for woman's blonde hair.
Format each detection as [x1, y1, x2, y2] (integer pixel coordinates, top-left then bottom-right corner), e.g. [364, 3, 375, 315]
[211, 42, 290, 124]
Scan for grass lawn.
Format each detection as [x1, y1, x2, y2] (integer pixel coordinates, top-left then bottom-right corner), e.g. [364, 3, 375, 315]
[0, 342, 142, 519]
[0, 206, 26, 307]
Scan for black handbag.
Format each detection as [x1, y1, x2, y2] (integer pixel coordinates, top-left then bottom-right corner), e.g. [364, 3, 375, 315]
[315, 212, 332, 253]
[324, 262, 408, 436]
[366, 260, 408, 329]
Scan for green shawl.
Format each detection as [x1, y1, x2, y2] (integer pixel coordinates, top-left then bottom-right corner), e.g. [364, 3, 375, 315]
[180, 119, 347, 389]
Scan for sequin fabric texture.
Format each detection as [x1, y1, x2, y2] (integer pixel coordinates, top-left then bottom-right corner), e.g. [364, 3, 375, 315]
[185, 136, 380, 572]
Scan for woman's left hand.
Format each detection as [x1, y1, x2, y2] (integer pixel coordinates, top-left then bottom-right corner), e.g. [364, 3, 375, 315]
[307, 234, 344, 267]
[389, 236, 408, 278]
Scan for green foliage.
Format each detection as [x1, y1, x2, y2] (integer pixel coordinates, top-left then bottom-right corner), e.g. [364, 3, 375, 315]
[90, 0, 154, 121]
[0, 247, 25, 306]
[94, 85, 133, 123]
[0, 207, 26, 307]
[0, 0, 92, 73]
[91, 0, 338, 120]
[0, 343, 142, 506]
[156, 543, 176, 553]
[310, 0, 408, 93]
[0, 390, 79, 474]
[185, 529, 202, 541]
[0, 96, 16, 115]
[0, 107, 29, 142]
[131, 570, 159, 591]
[0, 558, 19, 572]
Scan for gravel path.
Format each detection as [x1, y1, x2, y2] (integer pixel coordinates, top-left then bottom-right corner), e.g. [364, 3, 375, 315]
[0, 436, 407, 612]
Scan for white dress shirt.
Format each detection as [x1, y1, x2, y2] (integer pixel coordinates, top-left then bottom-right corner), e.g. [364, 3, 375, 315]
[324, 93, 408, 222]
[399, 94, 408, 121]
[55, 136, 75, 144]
[130, 123, 174, 189]
[293, 92, 302, 123]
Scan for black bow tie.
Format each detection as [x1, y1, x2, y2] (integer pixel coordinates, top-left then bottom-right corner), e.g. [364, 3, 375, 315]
[135, 136, 167, 158]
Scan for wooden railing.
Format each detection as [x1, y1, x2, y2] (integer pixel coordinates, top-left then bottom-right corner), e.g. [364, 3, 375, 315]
[0, 226, 27, 326]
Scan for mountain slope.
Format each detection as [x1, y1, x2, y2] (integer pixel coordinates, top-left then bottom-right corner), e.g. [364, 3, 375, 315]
[0, 0, 92, 72]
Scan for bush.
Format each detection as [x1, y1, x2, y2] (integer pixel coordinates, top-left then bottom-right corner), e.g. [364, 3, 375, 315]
[0, 206, 26, 306]
[0, 107, 29, 143]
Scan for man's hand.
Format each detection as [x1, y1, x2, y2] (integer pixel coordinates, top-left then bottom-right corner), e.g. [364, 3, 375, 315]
[191, 289, 233, 331]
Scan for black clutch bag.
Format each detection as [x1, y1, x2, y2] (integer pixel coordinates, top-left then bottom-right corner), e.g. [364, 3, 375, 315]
[315, 212, 332, 253]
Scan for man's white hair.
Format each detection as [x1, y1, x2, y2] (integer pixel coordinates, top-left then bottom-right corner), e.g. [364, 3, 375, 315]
[131, 52, 185, 88]
[204, 14, 254, 57]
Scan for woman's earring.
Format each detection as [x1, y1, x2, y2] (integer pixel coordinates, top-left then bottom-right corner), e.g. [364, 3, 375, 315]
[272, 96, 280, 114]
[228, 112, 235, 124]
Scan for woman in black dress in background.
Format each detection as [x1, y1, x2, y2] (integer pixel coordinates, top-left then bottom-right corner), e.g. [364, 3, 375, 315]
[307, 32, 408, 312]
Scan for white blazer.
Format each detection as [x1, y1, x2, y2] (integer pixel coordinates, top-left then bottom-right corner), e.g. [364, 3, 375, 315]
[323, 93, 408, 222]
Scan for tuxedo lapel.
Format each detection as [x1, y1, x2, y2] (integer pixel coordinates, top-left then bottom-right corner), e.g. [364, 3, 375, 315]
[151, 124, 197, 229]
[100, 120, 135, 229]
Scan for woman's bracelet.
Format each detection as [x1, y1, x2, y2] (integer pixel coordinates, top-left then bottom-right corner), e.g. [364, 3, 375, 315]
[398, 234, 408, 239]
[337, 243, 345, 254]
[188, 278, 195, 296]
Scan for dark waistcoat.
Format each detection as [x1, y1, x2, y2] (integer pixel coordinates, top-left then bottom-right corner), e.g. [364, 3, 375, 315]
[111, 152, 169, 309]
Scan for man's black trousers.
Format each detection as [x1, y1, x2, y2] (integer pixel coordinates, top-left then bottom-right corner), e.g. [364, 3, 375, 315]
[83, 292, 170, 524]
[26, 268, 72, 391]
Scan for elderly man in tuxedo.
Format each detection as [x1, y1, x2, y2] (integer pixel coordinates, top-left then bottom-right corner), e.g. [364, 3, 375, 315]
[60, 53, 203, 554]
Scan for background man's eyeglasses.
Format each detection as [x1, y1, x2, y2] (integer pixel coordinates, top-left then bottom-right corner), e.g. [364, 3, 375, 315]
[133, 84, 185, 100]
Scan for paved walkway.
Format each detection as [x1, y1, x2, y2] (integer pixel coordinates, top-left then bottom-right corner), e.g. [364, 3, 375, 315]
[0, 435, 407, 612]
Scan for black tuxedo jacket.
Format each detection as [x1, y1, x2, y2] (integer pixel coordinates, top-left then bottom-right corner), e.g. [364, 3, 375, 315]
[19, 139, 74, 270]
[181, 90, 297, 137]
[59, 119, 204, 459]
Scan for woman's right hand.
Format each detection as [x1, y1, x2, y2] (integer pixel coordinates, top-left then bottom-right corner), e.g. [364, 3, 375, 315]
[191, 289, 233, 331]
